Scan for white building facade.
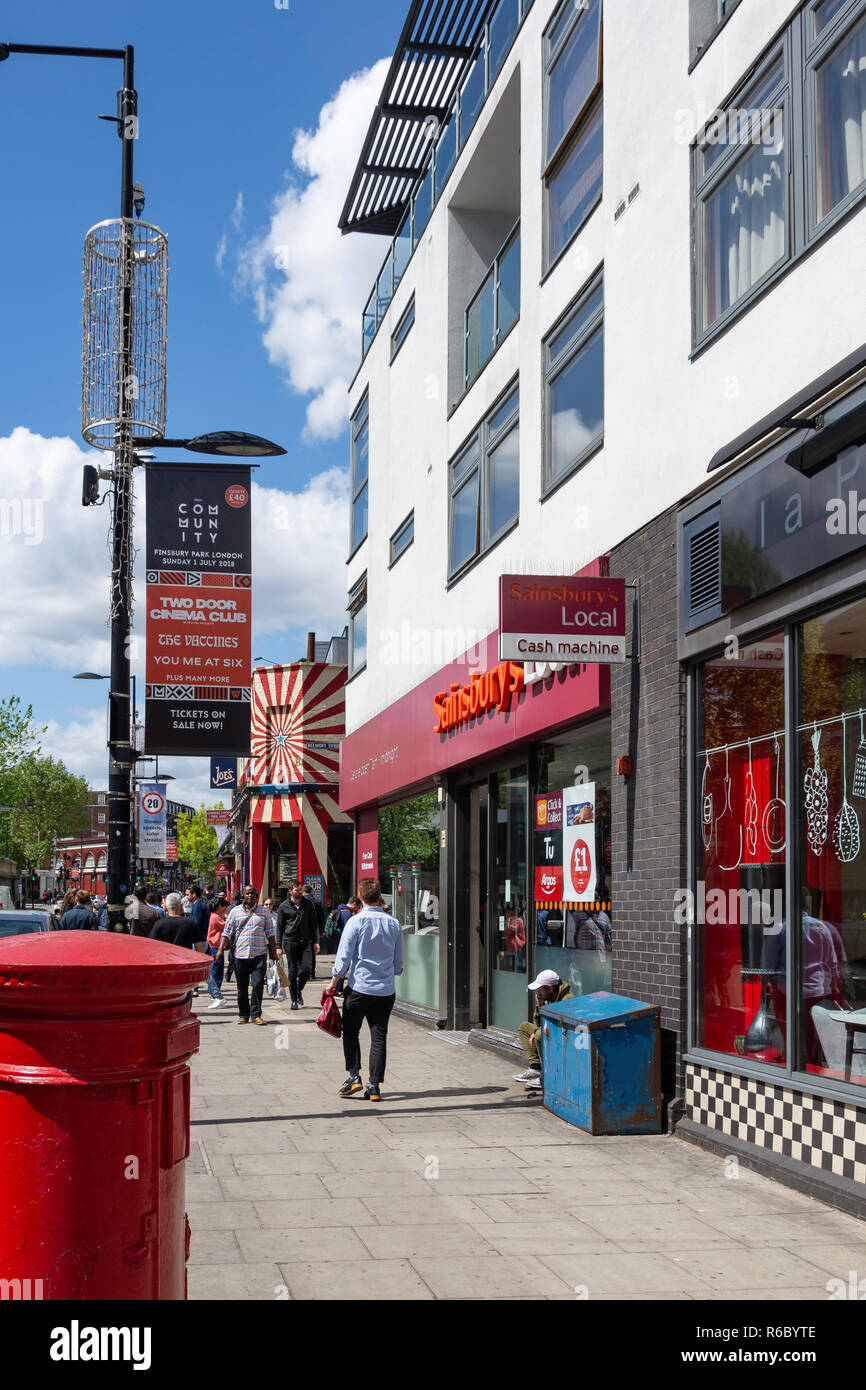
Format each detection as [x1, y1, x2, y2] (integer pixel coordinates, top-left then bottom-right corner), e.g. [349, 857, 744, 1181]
[339, 0, 866, 1213]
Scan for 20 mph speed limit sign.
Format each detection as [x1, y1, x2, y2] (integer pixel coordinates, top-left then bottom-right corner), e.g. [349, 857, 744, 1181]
[139, 783, 167, 859]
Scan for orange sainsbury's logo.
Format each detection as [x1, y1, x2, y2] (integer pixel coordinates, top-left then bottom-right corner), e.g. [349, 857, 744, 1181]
[433, 662, 524, 734]
[537, 800, 548, 827]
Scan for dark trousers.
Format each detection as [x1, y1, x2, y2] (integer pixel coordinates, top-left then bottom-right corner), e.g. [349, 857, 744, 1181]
[234, 953, 267, 1020]
[341, 988, 396, 1087]
[285, 940, 312, 1003]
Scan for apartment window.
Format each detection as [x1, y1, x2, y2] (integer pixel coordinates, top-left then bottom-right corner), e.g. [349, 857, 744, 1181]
[809, 1, 866, 225]
[350, 395, 369, 554]
[449, 385, 519, 580]
[391, 296, 415, 361]
[543, 272, 604, 492]
[389, 512, 414, 567]
[544, 0, 603, 271]
[348, 574, 367, 677]
[97, 813, 106, 825]
[464, 223, 520, 390]
[694, 0, 866, 345]
[97, 794, 106, 805]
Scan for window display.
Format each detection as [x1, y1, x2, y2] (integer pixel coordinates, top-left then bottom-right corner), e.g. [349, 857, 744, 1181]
[534, 721, 612, 997]
[695, 635, 787, 1063]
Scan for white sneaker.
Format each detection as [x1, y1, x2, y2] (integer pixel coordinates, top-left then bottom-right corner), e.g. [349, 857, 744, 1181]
[208, 999, 224, 1010]
[513, 1067, 541, 1082]
[525, 1077, 543, 1092]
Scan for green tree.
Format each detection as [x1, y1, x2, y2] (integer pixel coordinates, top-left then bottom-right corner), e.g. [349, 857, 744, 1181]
[0, 695, 43, 775]
[176, 807, 220, 884]
[378, 793, 439, 870]
[9, 756, 90, 881]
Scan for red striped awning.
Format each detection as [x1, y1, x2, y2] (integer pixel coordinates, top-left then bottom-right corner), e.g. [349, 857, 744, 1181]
[250, 794, 302, 826]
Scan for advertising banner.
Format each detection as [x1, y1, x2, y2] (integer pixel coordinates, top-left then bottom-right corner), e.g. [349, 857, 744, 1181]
[206, 809, 232, 849]
[303, 874, 325, 904]
[534, 793, 563, 901]
[499, 575, 627, 664]
[210, 757, 239, 791]
[145, 465, 252, 756]
[165, 839, 178, 863]
[139, 784, 168, 859]
[563, 784, 597, 903]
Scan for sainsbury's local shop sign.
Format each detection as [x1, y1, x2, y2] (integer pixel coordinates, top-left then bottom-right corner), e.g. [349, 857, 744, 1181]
[499, 576, 627, 664]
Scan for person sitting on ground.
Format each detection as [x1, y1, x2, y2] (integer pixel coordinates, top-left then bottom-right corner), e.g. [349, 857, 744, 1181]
[514, 969, 573, 1091]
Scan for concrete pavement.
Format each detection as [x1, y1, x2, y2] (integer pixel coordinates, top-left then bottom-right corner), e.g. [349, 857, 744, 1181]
[185, 965, 866, 1301]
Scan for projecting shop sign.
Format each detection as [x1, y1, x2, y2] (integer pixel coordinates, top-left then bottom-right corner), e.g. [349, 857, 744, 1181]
[145, 465, 252, 756]
[499, 575, 627, 664]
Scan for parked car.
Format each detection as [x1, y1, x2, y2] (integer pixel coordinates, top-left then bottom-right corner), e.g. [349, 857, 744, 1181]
[0, 910, 56, 938]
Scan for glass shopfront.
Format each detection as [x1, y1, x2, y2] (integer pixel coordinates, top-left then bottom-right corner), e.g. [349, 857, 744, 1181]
[379, 791, 440, 1011]
[694, 600, 866, 1090]
[534, 720, 613, 996]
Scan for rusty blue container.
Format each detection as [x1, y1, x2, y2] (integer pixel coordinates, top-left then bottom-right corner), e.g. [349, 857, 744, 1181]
[539, 991, 662, 1135]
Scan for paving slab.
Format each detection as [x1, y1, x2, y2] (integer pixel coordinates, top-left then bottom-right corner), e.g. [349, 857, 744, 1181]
[184, 998, 864, 1300]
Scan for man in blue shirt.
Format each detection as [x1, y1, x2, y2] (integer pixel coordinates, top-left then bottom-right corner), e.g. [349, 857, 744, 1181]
[330, 878, 403, 1102]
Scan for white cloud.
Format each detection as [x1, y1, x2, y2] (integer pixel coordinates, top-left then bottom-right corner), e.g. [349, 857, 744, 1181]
[0, 428, 349, 672]
[40, 707, 229, 813]
[233, 60, 392, 440]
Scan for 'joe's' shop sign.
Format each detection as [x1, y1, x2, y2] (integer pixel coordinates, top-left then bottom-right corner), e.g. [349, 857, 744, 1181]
[498, 575, 627, 664]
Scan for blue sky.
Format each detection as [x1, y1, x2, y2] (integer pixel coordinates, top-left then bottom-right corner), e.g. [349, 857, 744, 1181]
[0, 0, 405, 807]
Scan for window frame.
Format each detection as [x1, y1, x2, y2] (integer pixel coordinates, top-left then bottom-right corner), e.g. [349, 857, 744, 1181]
[347, 572, 368, 679]
[464, 221, 521, 391]
[693, 40, 793, 347]
[542, 268, 605, 497]
[693, 0, 866, 351]
[805, 0, 866, 239]
[389, 511, 415, 568]
[390, 295, 416, 363]
[448, 381, 520, 584]
[542, 0, 604, 274]
[349, 394, 369, 558]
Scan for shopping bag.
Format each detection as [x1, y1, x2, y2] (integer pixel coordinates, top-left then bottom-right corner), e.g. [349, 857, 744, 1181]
[316, 988, 342, 1039]
[275, 957, 289, 987]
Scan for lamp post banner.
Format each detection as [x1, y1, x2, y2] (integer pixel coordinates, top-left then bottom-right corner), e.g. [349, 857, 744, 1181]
[144, 464, 252, 755]
[139, 783, 167, 859]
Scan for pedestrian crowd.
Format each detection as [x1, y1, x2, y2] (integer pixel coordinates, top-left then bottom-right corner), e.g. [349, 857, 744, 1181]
[40, 878, 572, 1103]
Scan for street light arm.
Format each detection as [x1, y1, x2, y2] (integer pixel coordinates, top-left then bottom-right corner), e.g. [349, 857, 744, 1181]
[0, 43, 127, 60]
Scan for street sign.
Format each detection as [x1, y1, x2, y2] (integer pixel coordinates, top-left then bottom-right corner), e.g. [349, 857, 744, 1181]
[139, 784, 167, 859]
[499, 575, 627, 664]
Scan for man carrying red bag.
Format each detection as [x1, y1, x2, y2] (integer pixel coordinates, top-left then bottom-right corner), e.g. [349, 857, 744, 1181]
[328, 878, 403, 1102]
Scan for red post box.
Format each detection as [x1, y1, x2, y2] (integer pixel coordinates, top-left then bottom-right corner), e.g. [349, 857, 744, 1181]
[0, 931, 211, 1300]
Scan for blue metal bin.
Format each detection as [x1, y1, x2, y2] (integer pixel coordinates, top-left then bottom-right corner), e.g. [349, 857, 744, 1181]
[539, 991, 662, 1135]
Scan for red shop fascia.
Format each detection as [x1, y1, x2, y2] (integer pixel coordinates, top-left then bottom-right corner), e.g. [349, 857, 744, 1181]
[339, 558, 612, 873]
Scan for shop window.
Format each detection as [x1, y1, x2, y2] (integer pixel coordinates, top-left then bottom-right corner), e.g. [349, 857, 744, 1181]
[695, 635, 787, 1065]
[348, 574, 367, 678]
[535, 721, 613, 998]
[542, 271, 604, 493]
[379, 791, 440, 1012]
[543, 0, 603, 272]
[350, 395, 369, 555]
[797, 598, 866, 1086]
[490, 767, 529, 1033]
[448, 385, 519, 581]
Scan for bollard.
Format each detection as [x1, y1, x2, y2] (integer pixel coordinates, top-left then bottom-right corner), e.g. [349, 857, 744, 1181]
[0, 931, 211, 1300]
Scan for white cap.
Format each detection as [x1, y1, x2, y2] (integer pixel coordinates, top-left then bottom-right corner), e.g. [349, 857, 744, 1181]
[528, 969, 560, 991]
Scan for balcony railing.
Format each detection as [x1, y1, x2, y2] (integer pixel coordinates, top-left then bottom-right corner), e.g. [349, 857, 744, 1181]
[465, 223, 520, 391]
[360, 0, 533, 364]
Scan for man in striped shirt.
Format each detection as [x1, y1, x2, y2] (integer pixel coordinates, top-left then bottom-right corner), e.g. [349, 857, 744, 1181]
[216, 884, 277, 1026]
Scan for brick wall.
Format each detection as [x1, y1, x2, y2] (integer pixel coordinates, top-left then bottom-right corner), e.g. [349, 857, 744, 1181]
[610, 506, 688, 1113]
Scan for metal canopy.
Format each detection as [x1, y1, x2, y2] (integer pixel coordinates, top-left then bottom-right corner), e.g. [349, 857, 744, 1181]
[339, 0, 491, 237]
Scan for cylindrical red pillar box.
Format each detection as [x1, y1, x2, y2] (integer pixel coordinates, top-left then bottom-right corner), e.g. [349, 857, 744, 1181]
[0, 932, 211, 1300]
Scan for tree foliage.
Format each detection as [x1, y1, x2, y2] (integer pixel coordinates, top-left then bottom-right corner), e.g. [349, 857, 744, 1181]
[8, 756, 90, 876]
[176, 807, 220, 884]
